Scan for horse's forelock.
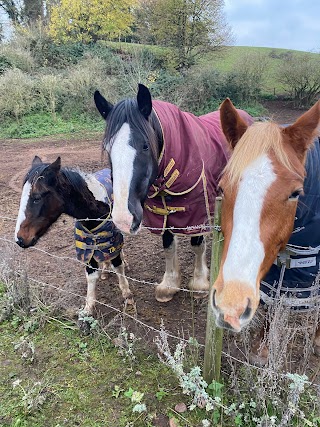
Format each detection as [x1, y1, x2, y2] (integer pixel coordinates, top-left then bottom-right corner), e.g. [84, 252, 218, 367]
[105, 98, 160, 160]
[224, 122, 296, 187]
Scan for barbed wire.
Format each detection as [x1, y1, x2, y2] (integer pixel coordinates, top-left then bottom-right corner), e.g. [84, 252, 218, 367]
[0, 235, 225, 294]
[0, 214, 220, 232]
[25, 275, 320, 391]
[1, 215, 320, 389]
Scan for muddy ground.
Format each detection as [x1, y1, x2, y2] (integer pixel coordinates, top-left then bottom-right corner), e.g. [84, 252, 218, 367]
[1, 100, 319, 379]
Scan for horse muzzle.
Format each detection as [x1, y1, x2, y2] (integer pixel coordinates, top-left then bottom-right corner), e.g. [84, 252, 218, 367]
[210, 288, 253, 332]
[16, 235, 37, 248]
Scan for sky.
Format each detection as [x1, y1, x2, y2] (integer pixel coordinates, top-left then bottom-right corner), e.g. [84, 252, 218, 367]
[224, 0, 320, 52]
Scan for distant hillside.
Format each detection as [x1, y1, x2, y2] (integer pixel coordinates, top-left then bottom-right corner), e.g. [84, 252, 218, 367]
[201, 46, 319, 95]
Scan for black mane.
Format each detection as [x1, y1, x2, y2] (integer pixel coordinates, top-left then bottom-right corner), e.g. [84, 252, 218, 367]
[25, 164, 89, 196]
[104, 98, 162, 159]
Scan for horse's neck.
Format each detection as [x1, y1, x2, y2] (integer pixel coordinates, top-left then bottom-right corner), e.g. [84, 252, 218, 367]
[62, 169, 109, 222]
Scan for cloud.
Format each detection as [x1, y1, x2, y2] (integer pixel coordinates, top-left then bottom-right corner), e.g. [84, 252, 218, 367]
[224, 0, 320, 51]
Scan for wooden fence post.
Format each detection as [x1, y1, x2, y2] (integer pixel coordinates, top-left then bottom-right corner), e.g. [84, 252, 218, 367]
[203, 196, 224, 385]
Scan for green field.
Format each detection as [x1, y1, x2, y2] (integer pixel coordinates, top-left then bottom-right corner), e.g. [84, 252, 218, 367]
[201, 45, 319, 95]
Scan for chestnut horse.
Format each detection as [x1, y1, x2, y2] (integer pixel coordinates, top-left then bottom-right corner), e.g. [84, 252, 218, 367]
[211, 98, 320, 358]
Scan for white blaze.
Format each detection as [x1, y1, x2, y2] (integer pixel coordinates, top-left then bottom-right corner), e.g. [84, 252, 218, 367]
[223, 155, 276, 290]
[15, 181, 32, 241]
[109, 123, 136, 233]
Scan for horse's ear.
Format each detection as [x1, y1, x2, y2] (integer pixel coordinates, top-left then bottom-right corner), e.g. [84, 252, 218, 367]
[282, 100, 320, 160]
[32, 155, 42, 167]
[94, 90, 113, 120]
[137, 83, 152, 119]
[219, 98, 248, 149]
[46, 157, 61, 174]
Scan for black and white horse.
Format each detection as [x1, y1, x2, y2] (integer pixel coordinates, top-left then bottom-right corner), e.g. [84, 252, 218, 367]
[94, 84, 253, 302]
[15, 156, 132, 322]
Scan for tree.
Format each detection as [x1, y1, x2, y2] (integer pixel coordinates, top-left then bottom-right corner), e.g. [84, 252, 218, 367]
[0, 0, 44, 24]
[134, 0, 233, 69]
[277, 54, 320, 107]
[0, 0, 22, 23]
[49, 0, 137, 43]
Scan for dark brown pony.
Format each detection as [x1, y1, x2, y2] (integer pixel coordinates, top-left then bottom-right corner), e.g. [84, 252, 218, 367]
[15, 156, 132, 328]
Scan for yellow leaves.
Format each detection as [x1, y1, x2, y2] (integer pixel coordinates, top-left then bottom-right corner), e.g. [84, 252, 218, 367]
[49, 0, 137, 43]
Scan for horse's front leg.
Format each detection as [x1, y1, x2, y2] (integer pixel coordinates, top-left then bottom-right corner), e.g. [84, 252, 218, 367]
[155, 230, 181, 302]
[314, 324, 320, 356]
[78, 258, 100, 333]
[189, 235, 209, 297]
[111, 252, 134, 304]
[83, 257, 99, 315]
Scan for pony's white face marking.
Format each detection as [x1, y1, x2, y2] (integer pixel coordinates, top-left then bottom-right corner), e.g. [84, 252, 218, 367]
[15, 181, 31, 241]
[81, 173, 107, 203]
[222, 154, 276, 291]
[109, 123, 136, 233]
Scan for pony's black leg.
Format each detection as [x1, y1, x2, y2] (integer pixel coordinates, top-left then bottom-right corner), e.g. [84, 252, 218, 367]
[111, 252, 133, 302]
[189, 234, 209, 296]
[191, 235, 204, 247]
[155, 230, 181, 302]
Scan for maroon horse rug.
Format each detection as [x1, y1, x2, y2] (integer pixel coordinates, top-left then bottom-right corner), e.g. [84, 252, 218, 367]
[143, 100, 254, 235]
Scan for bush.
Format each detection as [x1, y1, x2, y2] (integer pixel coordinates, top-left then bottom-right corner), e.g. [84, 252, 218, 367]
[219, 52, 270, 105]
[179, 66, 223, 114]
[0, 68, 36, 120]
[0, 44, 34, 72]
[60, 55, 119, 117]
[0, 55, 12, 74]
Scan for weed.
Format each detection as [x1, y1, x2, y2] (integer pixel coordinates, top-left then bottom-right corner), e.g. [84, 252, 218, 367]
[12, 377, 52, 414]
[112, 384, 124, 398]
[155, 387, 169, 401]
[13, 336, 35, 363]
[113, 326, 140, 362]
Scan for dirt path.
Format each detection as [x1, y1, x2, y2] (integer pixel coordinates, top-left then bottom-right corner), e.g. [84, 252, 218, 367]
[1, 101, 318, 378]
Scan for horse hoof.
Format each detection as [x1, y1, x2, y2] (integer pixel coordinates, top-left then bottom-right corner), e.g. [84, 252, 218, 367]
[249, 352, 268, 367]
[249, 342, 269, 367]
[192, 290, 208, 299]
[126, 297, 135, 305]
[156, 294, 174, 303]
[314, 345, 320, 357]
[155, 285, 179, 303]
[78, 319, 92, 335]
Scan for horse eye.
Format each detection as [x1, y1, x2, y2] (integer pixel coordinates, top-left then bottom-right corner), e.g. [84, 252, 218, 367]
[33, 194, 42, 204]
[289, 189, 302, 200]
[143, 142, 149, 151]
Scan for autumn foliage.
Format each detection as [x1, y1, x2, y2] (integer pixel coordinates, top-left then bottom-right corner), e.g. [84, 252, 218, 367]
[49, 0, 137, 43]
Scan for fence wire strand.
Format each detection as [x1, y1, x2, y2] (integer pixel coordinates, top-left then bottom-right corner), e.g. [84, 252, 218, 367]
[1, 215, 320, 391]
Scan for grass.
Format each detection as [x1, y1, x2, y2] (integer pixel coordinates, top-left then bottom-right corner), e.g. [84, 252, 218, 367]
[0, 113, 105, 139]
[0, 318, 183, 427]
[202, 46, 320, 95]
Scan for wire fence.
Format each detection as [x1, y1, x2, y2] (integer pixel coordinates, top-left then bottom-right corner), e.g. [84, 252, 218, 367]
[1, 213, 320, 391]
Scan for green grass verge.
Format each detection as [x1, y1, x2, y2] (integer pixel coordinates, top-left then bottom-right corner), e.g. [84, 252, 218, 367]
[0, 113, 105, 139]
[0, 316, 211, 427]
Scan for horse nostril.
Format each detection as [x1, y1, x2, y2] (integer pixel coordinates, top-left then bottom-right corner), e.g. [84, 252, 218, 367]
[16, 237, 25, 248]
[241, 298, 252, 320]
[211, 289, 218, 310]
